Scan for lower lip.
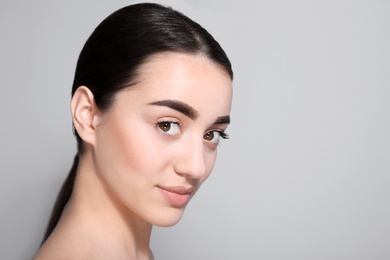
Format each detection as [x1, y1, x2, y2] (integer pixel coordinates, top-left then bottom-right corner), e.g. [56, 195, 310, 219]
[158, 187, 191, 207]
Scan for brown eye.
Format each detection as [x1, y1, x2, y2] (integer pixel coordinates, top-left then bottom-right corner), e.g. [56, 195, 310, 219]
[203, 131, 215, 141]
[204, 130, 228, 144]
[157, 121, 181, 135]
[158, 122, 171, 132]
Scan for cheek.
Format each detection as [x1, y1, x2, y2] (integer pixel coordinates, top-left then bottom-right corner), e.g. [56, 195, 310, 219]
[120, 142, 168, 181]
[96, 119, 172, 182]
[93, 120, 172, 213]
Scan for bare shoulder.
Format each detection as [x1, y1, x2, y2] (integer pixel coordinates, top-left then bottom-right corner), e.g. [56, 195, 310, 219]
[32, 235, 84, 260]
[32, 226, 96, 260]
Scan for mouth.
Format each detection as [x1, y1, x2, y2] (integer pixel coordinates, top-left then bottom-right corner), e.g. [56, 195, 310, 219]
[157, 186, 194, 207]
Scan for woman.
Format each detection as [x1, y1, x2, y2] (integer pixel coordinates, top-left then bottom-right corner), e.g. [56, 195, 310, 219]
[34, 3, 233, 259]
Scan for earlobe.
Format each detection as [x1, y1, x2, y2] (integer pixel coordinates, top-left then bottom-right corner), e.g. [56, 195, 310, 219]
[71, 86, 100, 146]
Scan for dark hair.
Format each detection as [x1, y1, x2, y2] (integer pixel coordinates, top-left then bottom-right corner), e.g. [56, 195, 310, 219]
[42, 2, 233, 244]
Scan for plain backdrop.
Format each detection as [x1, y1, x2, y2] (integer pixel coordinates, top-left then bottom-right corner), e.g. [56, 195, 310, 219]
[1, 0, 389, 259]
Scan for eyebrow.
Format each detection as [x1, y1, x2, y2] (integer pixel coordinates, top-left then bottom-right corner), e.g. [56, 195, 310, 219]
[149, 99, 230, 125]
[149, 100, 199, 120]
[213, 115, 230, 125]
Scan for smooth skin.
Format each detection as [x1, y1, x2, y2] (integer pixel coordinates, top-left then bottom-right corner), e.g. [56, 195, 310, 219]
[34, 52, 233, 260]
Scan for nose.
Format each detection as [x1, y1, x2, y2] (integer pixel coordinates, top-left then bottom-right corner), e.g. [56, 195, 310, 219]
[174, 138, 207, 179]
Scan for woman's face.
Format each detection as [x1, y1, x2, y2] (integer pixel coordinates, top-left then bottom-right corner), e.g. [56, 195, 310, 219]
[92, 52, 232, 226]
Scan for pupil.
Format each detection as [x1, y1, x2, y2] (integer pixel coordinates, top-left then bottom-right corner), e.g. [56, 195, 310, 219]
[163, 122, 170, 131]
[205, 132, 214, 140]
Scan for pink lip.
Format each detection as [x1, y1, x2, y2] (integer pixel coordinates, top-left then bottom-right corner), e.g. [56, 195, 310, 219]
[157, 186, 194, 207]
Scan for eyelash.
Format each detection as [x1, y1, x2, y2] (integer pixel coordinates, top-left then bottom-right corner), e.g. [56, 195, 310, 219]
[218, 131, 229, 140]
[210, 130, 229, 139]
[156, 120, 229, 143]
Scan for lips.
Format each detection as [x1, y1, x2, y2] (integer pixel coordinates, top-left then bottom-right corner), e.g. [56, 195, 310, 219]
[157, 186, 194, 207]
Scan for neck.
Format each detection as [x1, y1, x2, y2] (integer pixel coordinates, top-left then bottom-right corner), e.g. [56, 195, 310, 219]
[56, 150, 153, 259]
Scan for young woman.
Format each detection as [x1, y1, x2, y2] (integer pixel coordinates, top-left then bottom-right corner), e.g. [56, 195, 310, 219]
[34, 3, 233, 259]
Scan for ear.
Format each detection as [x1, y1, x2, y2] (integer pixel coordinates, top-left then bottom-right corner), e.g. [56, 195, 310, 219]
[71, 86, 101, 147]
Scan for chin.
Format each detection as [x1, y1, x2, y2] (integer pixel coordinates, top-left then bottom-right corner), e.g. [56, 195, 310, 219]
[154, 218, 182, 227]
[150, 207, 186, 227]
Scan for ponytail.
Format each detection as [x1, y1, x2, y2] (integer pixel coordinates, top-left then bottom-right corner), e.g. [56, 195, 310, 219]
[41, 154, 79, 244]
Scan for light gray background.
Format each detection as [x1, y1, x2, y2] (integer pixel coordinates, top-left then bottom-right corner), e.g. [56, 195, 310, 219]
[1, 0, 389, 259]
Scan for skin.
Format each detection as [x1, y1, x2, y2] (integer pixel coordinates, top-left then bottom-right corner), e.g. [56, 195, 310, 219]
[34, 52, 232, 260]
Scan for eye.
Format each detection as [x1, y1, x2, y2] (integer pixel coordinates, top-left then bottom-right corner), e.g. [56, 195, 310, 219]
[157, 121, 181, 135]
[203, 130, 229, 144]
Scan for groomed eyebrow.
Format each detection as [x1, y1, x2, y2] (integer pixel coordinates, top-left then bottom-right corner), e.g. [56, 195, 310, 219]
[213, 115, 230, 125]
[149, 100, 199, 120]
[149, 99, 230, 125]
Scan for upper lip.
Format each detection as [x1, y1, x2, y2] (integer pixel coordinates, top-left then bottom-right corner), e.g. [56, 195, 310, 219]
[157, 185, 194, 194]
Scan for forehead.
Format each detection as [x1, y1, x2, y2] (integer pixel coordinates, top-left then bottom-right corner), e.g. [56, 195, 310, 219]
[120, 52, 233, 117]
